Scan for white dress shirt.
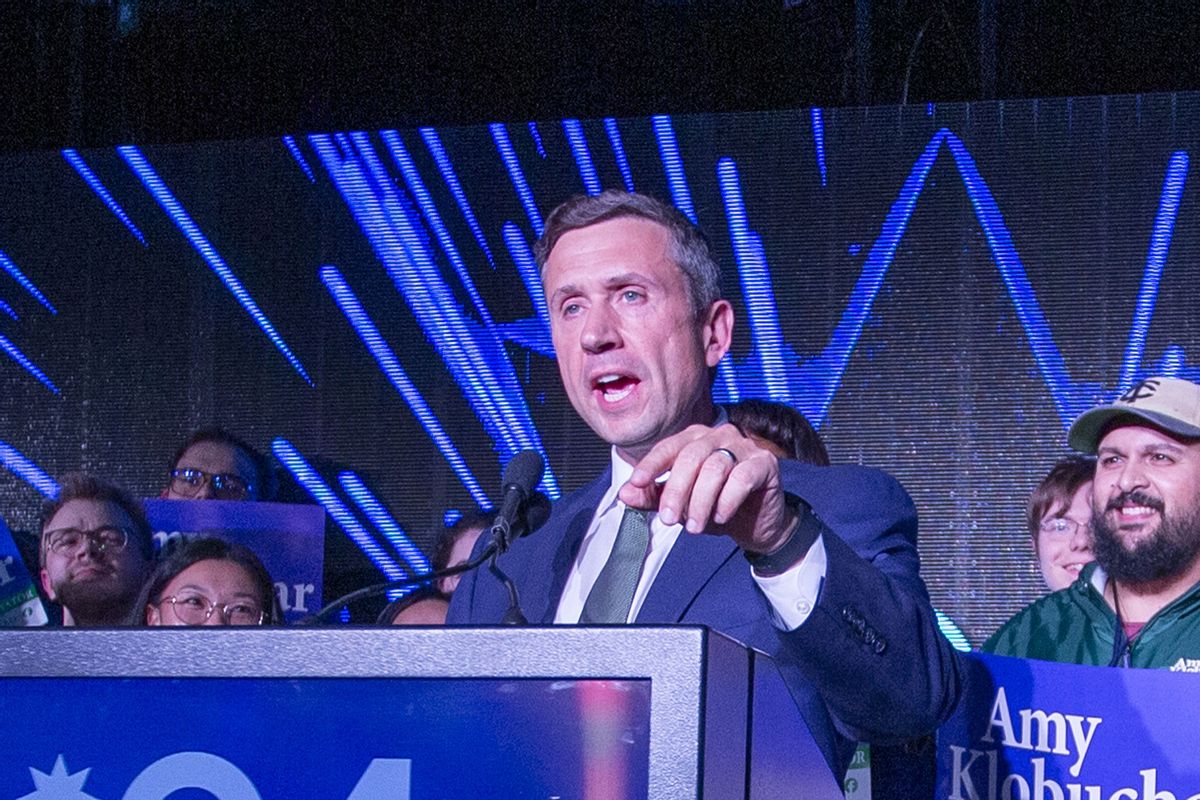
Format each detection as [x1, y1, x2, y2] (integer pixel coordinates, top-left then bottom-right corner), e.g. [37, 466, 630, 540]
[555, 446, 827, 630]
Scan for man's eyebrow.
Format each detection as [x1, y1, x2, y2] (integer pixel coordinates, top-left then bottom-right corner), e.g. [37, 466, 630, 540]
[548, 272, 654, 306]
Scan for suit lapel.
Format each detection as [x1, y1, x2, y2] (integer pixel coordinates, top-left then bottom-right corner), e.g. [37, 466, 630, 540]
[635, 528, 740, 623]
[530, 470, 610, 624]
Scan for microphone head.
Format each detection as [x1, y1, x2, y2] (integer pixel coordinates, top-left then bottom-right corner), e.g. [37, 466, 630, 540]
[510, 491, 552, 541]
[501, 449, 545, 497]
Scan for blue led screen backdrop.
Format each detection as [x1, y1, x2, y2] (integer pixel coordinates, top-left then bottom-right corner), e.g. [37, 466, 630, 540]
[0, 93, 1197, 641]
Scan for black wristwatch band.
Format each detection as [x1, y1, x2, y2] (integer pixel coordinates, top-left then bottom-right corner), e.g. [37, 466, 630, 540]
[743, 492, 824, 577]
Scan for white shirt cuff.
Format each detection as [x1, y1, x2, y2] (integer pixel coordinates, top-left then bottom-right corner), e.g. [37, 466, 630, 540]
[751, 533, 827, 630]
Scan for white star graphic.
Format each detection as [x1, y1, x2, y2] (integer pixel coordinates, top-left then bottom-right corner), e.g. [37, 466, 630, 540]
[17, 755, 100, 800]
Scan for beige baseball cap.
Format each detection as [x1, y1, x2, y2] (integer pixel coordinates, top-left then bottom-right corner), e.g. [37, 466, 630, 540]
[1068, 376, 1200, 454]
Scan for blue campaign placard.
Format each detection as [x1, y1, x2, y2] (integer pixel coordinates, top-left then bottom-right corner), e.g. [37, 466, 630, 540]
[938, 652, 1200, 799]
[143, 499, 325, 622]
[0, 516, 48, 626]
[0, 675, 651, 799]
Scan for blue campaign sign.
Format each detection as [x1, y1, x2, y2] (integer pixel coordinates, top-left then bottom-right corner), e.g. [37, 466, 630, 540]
[0, 676, 651, 798]
[143, 499, 325, 622]
[0, 516, 48, 626]
[938, 652, 1200, 799]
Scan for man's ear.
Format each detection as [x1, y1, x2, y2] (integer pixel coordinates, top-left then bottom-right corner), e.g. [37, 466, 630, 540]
[39, 568, 56, 602]
[146, 604, 161, 625]
[702, 299, 734, 368]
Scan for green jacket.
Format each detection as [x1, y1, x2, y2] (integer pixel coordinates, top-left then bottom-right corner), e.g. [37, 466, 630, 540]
[983, 562, 1200, 671]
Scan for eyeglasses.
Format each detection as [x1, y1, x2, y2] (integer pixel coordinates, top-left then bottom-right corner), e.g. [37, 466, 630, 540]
[156, 593, 266, 626]
[1039, 517, 1091, 537]
[169, 468, 253, 501]
[44, 525, 130, 555]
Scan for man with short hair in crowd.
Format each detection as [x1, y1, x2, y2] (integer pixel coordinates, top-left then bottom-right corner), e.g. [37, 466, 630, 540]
[164, 427, 275, 502]
[449, 189, 961, 779]
[986, 376, 1200, 668]
[726, 398, 830, 466]
[39, 473, 155, 626]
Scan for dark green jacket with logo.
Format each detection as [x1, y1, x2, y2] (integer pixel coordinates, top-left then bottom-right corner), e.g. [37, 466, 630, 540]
[983, 563, 1200, 671]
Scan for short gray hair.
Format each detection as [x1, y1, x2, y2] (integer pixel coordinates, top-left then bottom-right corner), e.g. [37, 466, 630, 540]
[534, 190, 722, 317]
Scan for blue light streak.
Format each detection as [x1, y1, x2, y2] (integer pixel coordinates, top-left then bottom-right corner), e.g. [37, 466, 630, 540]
[1120, 151, 1188, 392]
[0, 441, 59, 498]
[490, 123, 544, 237]
[380, 129, 496, 327]
[338, 471, 432, 574]
[61, 149, 147, 246]
[0, 333, 59, 393]
[810, 108, 828, 187]
[271, 437, 406, 581]
[717, 158, 789, 400]
[562, 119, 602, 196]
[117, 146, 313, 386]
[935, 610, 972, 652]
[310, 134, 558, 497]
[281, 136, 316, 182]
[320, 264, 490, 507]
[325, 133, 530, 459]
[651, 115, 698, 224]
[527, 122, 547, 159]
[0, 249, 57, 315]
[604, 118, 636, 192]
[419, 127, 496, 267]
[503, 222, 551, 327]
[0, 299, 17, 321]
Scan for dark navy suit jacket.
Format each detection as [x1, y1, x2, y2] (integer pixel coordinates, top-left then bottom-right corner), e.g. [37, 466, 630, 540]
[447, 459, 962, 778]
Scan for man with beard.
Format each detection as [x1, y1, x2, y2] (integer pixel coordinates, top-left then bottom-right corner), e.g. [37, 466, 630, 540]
[39, 473, 155, 626]
[986, 376, 1200, 669]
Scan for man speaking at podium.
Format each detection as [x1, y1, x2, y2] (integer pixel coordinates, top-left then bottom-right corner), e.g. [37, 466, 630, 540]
[448, 190, 961, 779]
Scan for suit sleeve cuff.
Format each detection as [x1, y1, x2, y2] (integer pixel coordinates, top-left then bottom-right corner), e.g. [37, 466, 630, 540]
[751, 533, 827, 630]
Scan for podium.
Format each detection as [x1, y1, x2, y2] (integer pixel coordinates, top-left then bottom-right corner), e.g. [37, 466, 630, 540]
[0, 626, 842, 799]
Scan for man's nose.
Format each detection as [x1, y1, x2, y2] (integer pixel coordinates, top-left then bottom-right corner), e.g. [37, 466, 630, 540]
[196, 478, 217, 499]
[1069, 522, 1093, 552]
[1115, 460, 1148, 492]
[580, 305, 620, 353]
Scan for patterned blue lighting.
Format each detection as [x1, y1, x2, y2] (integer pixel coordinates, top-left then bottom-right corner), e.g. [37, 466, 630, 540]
[0, 249, 57, 315]
[0, 441, 59, 498]
[717, 158, 790, 401]
[319, 264, 490, 507]
[527, 122, 548, 159]
[419, 127, 496, 267]
[338, 471, 432, 575]
[380, 130, 495, 328]
[271, 438, 406, 582]
[0, 333, 59, 394]
[0, 299, 17, 321]
[61, 149, 147, 246]
[810, 108, 828, 187]
[490, 123, 544, 237]
[117, 146, 313, 386]
[562, 119, 602, 196]
[281, 136, 316, 183]
[651, 115, 698, 224]
[935, 610, 972, 652]
[310, 135, 558, 497]
[1120, 151, 1188, 392]
[603, 118, 636, 193]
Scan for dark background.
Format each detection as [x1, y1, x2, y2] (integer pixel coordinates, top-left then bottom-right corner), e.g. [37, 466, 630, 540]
[4, 2, 1200, 151]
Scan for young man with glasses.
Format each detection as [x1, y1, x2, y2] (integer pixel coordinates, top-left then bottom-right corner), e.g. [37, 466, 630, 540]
[163, 427, 276, 502]
[39, 473, 155, 626]
[1027, 456, 1096, 592]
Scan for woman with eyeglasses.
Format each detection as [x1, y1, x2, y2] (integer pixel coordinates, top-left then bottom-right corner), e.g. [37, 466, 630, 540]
[133, 537, 282, 626]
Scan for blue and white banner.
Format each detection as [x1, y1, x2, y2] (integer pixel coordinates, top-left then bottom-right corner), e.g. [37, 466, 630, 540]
[143, 499, 325, 623]
[0, 676, 650, 798]
[0, 516, 47, 626]
[938, 652, 1200, 799]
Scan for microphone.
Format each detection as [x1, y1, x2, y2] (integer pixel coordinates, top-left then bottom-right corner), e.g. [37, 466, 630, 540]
[490, 449, 545, 553]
